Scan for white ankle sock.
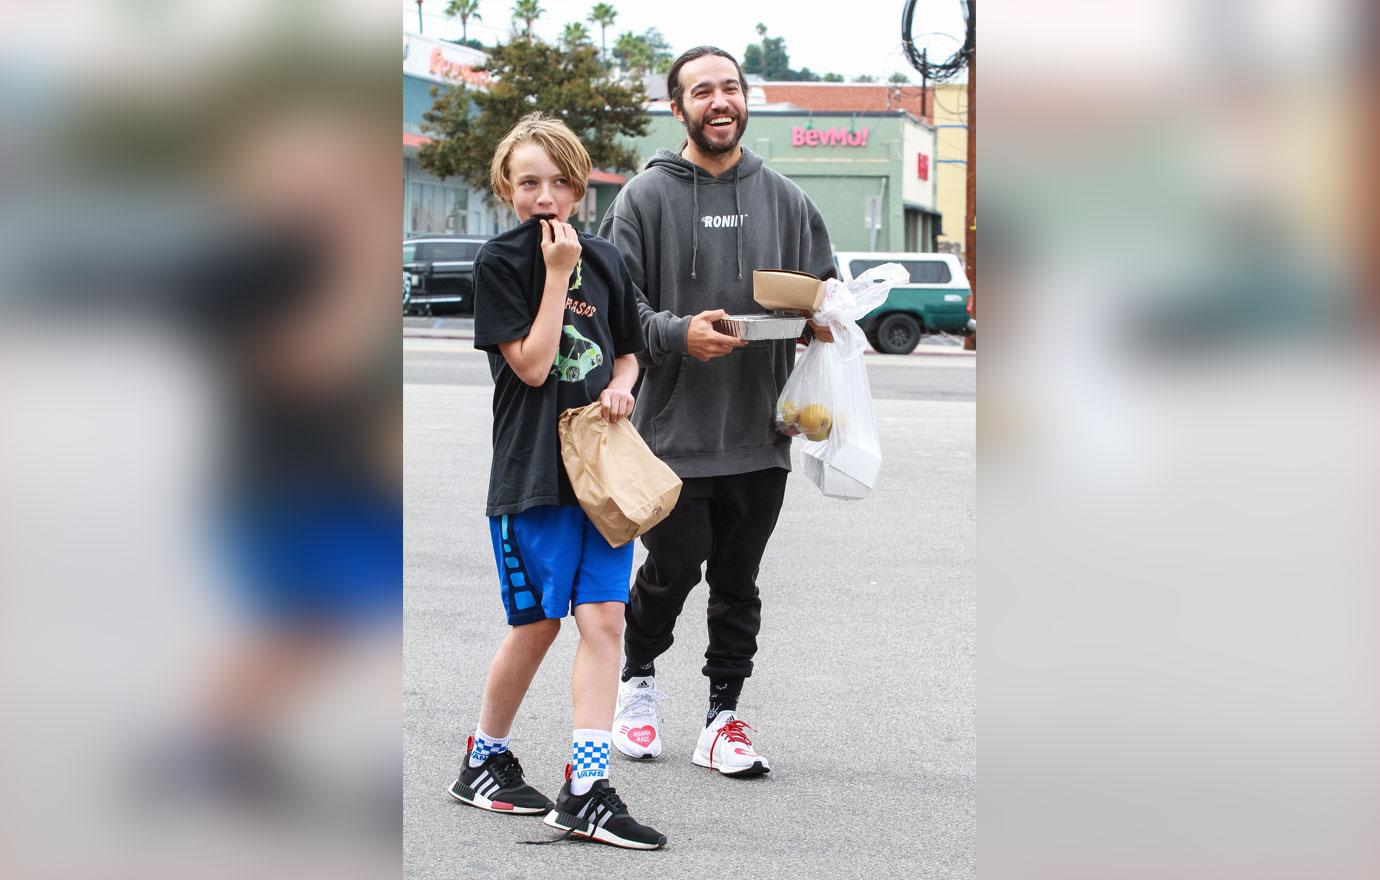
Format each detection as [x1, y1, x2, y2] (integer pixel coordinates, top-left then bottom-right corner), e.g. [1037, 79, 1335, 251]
[569, 728, 611, 795]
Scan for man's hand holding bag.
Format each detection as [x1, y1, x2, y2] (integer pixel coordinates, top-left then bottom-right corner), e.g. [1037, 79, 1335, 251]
[558, 403, 682, 547]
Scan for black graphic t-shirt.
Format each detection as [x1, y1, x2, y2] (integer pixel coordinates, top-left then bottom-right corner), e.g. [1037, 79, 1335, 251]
[473, 218, 646, 516]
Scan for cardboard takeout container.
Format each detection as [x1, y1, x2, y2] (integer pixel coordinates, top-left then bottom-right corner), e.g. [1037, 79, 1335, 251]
[752, 269, 826, 314]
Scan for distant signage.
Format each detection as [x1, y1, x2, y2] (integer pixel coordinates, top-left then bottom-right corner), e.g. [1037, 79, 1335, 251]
[405, 33, 489, 86]
[430, 48, 489, 86]
[791, 126, 870, 148]
[917, 153, 930, 181]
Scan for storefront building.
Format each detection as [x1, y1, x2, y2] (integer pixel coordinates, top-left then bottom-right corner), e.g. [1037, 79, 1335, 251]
[403, 34, 493, 236]
[931, 82, 969, 260]
[403, 37, 939, 250]
[622, 108, 940, 254]
[403, 33, 624, 237]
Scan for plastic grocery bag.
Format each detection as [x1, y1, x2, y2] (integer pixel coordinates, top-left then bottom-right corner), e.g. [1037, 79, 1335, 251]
[775, 263, 910, 498]
[559, 402, 683, 547]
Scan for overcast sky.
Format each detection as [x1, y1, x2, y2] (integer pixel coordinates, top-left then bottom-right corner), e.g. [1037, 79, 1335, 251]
[402, 0, 969, 83]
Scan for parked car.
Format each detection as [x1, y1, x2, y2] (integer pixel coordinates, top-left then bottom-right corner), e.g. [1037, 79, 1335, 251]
[833, 251, 972, 354]
[403, 234, 490, 315]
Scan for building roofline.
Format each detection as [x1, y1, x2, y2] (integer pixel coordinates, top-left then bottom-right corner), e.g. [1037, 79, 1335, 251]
[646, 107, 922, 119]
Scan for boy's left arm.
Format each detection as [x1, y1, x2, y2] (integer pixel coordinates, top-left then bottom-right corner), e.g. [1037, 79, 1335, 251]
[598, 354, 638, 422]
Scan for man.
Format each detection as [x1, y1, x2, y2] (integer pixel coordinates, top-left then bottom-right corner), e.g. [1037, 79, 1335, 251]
[597, 46, 836, 777]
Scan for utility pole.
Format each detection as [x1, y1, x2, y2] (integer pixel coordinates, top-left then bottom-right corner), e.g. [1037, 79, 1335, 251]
[920, 49, 928, 120]
[416, 0, 425, 35]
[963, 45, 976, 351]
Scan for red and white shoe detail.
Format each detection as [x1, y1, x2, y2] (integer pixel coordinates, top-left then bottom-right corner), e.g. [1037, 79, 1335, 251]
[692, 711, 771, 777]
[611, 678, 665, 759]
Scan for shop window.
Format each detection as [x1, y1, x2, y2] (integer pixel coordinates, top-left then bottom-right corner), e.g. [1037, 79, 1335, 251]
[408, 181, 469, 234]
[849, 258, 952, 284]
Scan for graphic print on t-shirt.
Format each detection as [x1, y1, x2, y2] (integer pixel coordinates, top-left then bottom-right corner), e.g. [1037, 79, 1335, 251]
[552, 324, 604, 382]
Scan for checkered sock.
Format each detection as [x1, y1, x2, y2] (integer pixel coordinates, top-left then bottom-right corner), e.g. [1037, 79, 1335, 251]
[569, 729, 612, 796]
[467, 727, 510, 768]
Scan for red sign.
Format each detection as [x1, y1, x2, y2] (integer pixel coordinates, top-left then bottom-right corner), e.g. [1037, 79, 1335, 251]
[917, 153, 930, 181]
[429, 48, 490, 86]
[791, 126, 869, 147]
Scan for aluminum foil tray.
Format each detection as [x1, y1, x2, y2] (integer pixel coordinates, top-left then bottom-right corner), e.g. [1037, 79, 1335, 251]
[712, 313, 808, 340]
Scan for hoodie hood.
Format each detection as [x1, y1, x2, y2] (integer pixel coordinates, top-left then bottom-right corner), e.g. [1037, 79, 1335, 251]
[643, 148, 764, 282]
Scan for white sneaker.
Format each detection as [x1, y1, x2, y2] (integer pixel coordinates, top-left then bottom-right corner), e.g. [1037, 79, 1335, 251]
[692, 711, 771, 777]
[611, 677, 666, 759]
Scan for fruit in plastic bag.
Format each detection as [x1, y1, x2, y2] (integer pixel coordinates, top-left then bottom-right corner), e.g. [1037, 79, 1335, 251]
[779, 400, 799, 426]
[797, 404, 832, 436]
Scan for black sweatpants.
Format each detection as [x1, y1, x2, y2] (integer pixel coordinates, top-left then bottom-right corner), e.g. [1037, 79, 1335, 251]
[623, 467, 789, 681]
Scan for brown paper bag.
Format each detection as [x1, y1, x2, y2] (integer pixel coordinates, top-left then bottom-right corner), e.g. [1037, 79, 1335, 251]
[558, 403, 682, 548]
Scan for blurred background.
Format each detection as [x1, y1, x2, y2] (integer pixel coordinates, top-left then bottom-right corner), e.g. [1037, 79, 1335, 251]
[980, 0, 1377, 877]
[0, 2, 400, 878]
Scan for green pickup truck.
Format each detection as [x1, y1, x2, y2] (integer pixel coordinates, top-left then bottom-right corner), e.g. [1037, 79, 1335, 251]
[834, 252, 973, 354]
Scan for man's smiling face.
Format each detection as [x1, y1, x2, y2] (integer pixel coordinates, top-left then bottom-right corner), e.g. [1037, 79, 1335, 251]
[673, 55, 749, 156]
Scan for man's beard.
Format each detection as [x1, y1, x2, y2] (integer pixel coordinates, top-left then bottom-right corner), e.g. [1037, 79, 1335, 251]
[683, 105, 748, 155]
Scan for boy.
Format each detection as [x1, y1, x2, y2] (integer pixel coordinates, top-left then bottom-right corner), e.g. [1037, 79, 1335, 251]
[447, 113, 665, 850]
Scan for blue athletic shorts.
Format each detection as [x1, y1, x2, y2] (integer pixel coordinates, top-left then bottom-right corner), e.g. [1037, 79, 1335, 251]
[489, 505, 633, 626]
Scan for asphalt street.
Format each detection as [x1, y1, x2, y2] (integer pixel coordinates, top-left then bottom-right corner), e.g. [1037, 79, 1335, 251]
[404, 335, 975, 879]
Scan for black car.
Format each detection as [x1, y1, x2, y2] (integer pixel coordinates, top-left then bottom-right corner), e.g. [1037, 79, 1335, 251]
[403, 235, 490, 315]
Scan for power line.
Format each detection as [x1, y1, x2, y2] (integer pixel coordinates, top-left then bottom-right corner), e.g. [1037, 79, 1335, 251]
[901, 0, 974, 82]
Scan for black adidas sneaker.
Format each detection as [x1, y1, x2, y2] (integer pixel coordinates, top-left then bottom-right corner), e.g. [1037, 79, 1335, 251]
[448, 737, 553, 814]
[542, 770, 666, 850]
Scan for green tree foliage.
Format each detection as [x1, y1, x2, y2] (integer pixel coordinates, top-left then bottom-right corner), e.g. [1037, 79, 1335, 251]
[823, 72, 845, 82]
[512, 0, 543, 38]
[853, 74, 877, 83]
[641, 28, 674, 74]
[888, 71, 911, 83]
[740, 31, 820, 81]
[445, 0, 483, 43]
[742, 43, 763, 75]
[587, 3, 617, 64]
[419, 38, 649, 200]
[612, 30, 654, 77]
[761, 36, 792, 79]
[562, 21, 591, 48]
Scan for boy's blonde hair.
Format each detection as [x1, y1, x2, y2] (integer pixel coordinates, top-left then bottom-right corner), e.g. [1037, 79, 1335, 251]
[490, 112, 592, 203]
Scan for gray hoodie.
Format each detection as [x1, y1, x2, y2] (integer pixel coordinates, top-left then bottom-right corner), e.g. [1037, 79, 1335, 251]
[598, 147, 836, 479]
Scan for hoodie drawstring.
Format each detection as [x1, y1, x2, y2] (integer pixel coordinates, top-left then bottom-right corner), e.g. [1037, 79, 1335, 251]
[732, 166, 743, 281]
[690, 168, 699, 281]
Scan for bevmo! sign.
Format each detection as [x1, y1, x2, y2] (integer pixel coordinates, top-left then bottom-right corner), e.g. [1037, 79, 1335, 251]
[791, 126, 870, 147]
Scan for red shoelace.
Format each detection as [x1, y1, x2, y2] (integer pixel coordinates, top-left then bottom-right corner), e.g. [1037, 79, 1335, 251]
[709, 719, 756, 768]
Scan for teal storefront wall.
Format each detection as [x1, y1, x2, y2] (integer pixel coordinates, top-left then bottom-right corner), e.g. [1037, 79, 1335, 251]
[620, 110, 925, 253]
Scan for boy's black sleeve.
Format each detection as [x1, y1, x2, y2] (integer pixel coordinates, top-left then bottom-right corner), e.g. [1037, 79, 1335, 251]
[610, 256, 647, 358]
[472, 252, 532, 353]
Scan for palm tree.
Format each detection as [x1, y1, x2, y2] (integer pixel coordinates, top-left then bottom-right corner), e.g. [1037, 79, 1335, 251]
[587, 3, 617, 65]
[613, 31, 652, 78]
[562, 21, 591, 49]
[445, 0, 483, 43]
[512, 0, 543, 39]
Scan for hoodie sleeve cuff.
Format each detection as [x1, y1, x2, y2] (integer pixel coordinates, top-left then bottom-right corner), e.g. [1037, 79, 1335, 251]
[668, 314, 692, 354]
